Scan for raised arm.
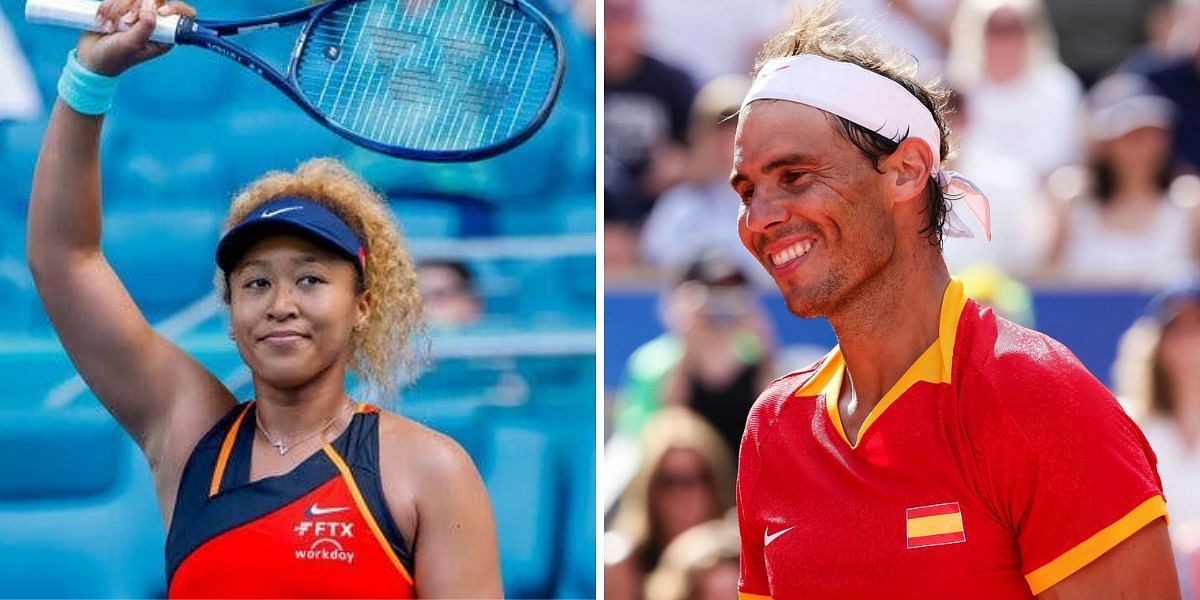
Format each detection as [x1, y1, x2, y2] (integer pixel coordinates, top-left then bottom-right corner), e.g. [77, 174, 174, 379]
[26, 0, 232, 478]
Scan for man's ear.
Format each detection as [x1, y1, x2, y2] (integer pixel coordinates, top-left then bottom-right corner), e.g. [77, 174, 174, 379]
[880, 138, 936, 205]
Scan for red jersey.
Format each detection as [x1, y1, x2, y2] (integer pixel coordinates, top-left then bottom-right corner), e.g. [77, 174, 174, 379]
[166, 402, 416, 598]
[737, 279, 1166, 599]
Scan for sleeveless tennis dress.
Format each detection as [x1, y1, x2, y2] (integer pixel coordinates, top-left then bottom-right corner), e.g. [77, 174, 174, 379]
[166, 402, 416, 598]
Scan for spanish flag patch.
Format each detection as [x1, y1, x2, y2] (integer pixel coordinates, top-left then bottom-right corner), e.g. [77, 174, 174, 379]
[906, 502, 966, 549]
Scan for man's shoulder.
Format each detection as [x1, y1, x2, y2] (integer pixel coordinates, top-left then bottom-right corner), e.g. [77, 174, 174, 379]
[958, 304, 1084, 381]
[956, 306, 1114, 421]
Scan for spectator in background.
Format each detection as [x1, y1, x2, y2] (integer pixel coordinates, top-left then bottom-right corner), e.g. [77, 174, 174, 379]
[1118, 0, 1200, 75]
[615, 253, 775, 455]
[1126, 6, 1200, 175]
[1048, 73, 1199, 287]
[605, 408, 735, 600]
[644, 518, 739, 600]
[605, 0, 695, 273]
[417, 260, 483, 327]
[947, 0, 1083, 179]
[807, 0, 960, 81]
[641, 75, 769, 282]
[941, 89, 1051, 277]
[1040, 0, 1168, 87]
[1114, 277, 1200, 594]
[638, 0, 781, 85]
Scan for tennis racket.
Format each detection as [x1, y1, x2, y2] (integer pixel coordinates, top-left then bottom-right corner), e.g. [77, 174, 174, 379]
[25, 0, 565, 161]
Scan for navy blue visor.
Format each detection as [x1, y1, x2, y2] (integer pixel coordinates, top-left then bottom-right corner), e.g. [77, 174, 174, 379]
[216, 197, 365, 274]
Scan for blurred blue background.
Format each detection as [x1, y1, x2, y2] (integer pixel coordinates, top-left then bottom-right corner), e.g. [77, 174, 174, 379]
[0, 0, 596, 597]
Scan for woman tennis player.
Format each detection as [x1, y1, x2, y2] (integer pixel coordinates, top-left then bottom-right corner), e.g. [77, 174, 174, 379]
[26, 0, 502, 596]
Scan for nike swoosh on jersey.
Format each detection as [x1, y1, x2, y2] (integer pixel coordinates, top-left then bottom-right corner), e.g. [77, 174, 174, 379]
[261, 206, 303, 218]
[307, 504, 350, 517]
[764, 526, 796, 547]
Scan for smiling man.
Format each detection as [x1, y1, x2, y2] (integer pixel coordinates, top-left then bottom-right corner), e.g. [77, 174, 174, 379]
[730, 5, 1179, 599]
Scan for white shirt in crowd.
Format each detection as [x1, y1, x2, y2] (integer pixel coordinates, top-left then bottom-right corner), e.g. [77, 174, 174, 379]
[639, 178, 773, 286]
[942, 151, 1053, 279]
[1060, 194, 1196, 288]
[638, 0, 784, 86]
[960, 63, 1085, 179]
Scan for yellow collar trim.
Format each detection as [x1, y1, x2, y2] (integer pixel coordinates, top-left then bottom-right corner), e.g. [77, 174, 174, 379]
[796, 278, 968, 449]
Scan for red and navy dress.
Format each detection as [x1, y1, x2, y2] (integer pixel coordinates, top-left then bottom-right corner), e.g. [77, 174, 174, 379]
[166, 402, 416, 598]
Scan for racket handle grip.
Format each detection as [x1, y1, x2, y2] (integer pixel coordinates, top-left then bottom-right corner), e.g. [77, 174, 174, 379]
[25, 0, 180, 44]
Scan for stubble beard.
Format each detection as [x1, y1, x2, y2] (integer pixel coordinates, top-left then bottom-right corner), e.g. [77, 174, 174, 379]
[781, 265, 849, 319]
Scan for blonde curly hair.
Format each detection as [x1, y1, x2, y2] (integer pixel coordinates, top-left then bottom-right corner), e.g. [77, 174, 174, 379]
[216, 158, 426, 401]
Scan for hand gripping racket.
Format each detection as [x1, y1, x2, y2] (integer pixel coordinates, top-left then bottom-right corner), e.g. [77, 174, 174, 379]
[26, 0, 565, 161]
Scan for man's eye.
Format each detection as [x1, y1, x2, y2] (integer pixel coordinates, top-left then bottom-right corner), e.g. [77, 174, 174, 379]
[739, 185, 755, 203]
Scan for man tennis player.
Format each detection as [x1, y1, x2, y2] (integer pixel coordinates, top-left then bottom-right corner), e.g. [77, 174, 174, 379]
[731, 5, 1179, 598]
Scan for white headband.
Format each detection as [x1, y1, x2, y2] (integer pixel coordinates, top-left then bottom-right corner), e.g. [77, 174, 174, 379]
[741, 54, 991, 241]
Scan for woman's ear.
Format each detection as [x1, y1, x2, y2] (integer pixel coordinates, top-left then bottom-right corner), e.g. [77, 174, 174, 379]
[355, 290, 372, 331]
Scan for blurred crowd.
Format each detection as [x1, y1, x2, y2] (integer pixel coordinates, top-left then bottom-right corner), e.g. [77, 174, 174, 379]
[605, 0, 1200, 597]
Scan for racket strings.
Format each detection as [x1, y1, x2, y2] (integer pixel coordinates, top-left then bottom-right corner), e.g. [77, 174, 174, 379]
[295, 0, 558, 153]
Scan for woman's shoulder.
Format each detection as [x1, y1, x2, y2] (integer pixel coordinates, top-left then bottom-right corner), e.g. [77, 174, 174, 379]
[373, 410, 480, 484]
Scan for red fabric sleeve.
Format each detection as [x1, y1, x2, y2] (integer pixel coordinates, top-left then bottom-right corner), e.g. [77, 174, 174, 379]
[962, 328, 1166, 595]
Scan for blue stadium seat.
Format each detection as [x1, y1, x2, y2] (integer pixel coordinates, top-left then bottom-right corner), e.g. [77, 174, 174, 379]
[118, 50, 243, 117]
[403, 402, 486, 467]
[390, 201, 463, 239]
[404, 357, 512, 407]
[555, 422, 596, 598]
[0, 270, 40, 333]
[100, 207, 223, 320]
[0, 116, 49, 220]
[518, 355, 594, 405]
[556, 194, 597, 235]
[220, 108, 350, 189]
[549, 105, 597, 196]
[0, 408, 121, 499]
[390, 195, 497, 238]
[564, 252, 597, 319]
[458, 256, 526, 318]
[482, 423, 559, 598]
[0, 349, 78, 410]
[0, 216, 41, 336]
[0, 410, 165, 597]
[13, 23, 76, 102]
[102, 113, 236, 209]
[516, 259, 576, 324]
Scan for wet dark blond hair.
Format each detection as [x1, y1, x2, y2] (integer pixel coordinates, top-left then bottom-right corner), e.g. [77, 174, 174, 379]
[752, 1, 956, 246]
[217, 158, 425, 400]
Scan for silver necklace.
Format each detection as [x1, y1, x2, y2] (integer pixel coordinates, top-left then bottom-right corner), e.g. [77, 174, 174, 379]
[255, 401, 352, 455]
